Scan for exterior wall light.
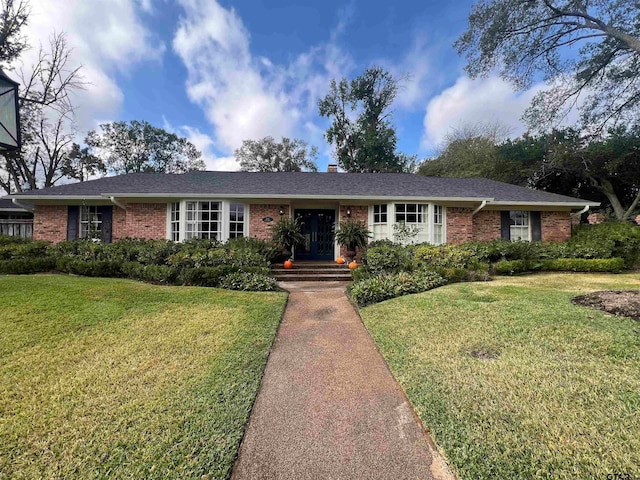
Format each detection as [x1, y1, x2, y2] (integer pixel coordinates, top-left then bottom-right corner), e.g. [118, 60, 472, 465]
[0, 69, 20, 152]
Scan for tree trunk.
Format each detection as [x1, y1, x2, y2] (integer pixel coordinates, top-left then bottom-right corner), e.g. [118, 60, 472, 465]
[593, 177, 626, 220]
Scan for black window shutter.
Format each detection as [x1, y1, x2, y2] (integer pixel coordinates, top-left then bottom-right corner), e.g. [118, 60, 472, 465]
[531, 211, 542, 241]
[500, 211, 510, 240]
[99, 206, 113, 244]
[67, 206, 79, 240]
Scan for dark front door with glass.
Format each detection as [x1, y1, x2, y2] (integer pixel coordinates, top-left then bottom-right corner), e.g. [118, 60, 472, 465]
[294, 209, 335, 260]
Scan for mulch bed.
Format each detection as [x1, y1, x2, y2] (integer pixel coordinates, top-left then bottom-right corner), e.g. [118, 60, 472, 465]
[572, 290, 640, 321]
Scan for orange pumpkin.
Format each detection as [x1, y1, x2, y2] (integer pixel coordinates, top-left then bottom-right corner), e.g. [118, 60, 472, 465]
[284, 260, 293, 269]
[336, 257, 345, 264]
[348, 261, 358, 269]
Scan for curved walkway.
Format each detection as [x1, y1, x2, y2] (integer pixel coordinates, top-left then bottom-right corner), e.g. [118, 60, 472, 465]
[232, 281, 454, 480]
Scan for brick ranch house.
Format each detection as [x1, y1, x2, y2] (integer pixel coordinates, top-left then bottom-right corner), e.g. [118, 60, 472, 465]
[7, 168, 599, 261]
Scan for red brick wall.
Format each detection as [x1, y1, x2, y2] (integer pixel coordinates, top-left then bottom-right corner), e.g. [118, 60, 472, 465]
[446, 207, 474, 244]
[249, 204, 287, 240]
[541, 211, 571, 242]
[473, 210, 501, 241]
[33, 205, 67, 243]
[112, 203, 166, 241]
[338, 205, 368, 258]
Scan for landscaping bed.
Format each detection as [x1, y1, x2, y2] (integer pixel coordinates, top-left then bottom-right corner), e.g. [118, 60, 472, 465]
[573, 290, 640, 321]
[0, 275, 287, 479]
[360, 273, 640, 480]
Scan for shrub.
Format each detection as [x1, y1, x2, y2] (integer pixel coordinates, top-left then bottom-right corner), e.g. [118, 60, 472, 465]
[540, 258, 625, 273]
[0, 241, 50, 260]
[228, 236, 281, 263]
[218, 272, 277, 291]
[362, 241, 414, 274]
[569, 222, 640, 267]
[349, 271, 446, 307]
[464, 240, 537, 263]
[55, 258, 123, 277]
[414, 244, 480, 269]
[0, 234, 32, 246]
[492, 260, 528, 276]
[0, 257, 56, 274]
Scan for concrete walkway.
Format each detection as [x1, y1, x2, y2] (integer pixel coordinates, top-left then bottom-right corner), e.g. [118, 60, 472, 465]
[232, 282, 454, 480]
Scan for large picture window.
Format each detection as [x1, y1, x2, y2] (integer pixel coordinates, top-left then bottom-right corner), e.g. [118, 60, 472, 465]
[185, 201, 222, 240]
[509, 211, 530, 241]
[169, 201, 247, 242]
[369, 203, 444, 244]
[79, 205, 102, 239]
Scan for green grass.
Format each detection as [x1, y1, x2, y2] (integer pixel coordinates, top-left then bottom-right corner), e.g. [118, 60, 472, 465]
[360, 273, 640, 480]
[0, 274, 287, 480]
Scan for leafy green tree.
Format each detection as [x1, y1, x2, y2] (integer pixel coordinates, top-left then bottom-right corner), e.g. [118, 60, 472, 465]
[86, 120, 205, 174]
[418, 122, 526, 183]
[318, 66, 411, 173]
[235, 136, 318, 172]
[533, 127, 640, 220]
[456, 1, 640, 132]
[60, 143, 106, 182]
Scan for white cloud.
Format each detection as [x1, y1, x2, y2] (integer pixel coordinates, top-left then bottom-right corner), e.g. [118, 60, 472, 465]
[387, 36, 435, 109]
[20, 0, 163, 133]
[172, 0, 352, 158]
[173, 0, 296, 154]
[421, 76, 545, 150]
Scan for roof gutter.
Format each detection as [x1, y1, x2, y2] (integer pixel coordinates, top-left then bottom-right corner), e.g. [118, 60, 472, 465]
[471, 200, 487, 216]
[11, 198, 34, 212]
[109, 196, 127, 210]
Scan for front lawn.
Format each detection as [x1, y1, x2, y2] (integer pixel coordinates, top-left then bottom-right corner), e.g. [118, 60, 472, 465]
[0, 275, 287, 479]
[360, 273, 640, 480]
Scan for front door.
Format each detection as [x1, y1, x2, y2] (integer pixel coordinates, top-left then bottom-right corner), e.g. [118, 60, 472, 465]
[294, 209, 336, 260]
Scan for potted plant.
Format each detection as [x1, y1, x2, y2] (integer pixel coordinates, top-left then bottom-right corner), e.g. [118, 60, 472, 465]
[270, 216, 305, 266]
[335, 219, 371, 262]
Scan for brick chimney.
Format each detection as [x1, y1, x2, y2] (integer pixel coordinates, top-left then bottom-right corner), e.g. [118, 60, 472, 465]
[327, 163, 338, 173]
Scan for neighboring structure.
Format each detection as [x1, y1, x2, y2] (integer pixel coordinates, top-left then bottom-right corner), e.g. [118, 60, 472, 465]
[8, 168, 600, 260]
[0, 197, 33, 239]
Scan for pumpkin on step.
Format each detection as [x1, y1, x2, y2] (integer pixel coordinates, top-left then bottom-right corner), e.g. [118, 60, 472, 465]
[284, 260, 293, 269]
[336, 257, 345, 264]
[348, 261, 358, 269]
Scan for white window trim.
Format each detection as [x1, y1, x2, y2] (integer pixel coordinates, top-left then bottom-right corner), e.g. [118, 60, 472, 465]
[166, 200, 249, 242]
[509, 210, 532, 242]
[368, 203, 447, 245]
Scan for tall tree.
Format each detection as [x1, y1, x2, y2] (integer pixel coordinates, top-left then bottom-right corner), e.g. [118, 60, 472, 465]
[533, 127, 640, 220]
[0, 0, 28, 67]
[236, 136, 318, 172]
[60, 143, 105, 182]
[86, 120, 205, 175]
[418, 121, 525, 183]
[456, 1, 640, 132]
[0, 32, 84, 193]
[318, 66, 410, 173]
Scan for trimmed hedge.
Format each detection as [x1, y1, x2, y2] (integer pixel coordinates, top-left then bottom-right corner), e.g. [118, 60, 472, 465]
[0, 257, 56, 274]
[349, 271, 447, 307]
[218, 272, 277, 291]
[540, 257, 625, 273]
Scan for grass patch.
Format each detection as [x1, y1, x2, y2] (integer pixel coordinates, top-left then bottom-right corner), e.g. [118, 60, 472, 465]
[0, 274, 287, 479]
[360, 273, 640, 480]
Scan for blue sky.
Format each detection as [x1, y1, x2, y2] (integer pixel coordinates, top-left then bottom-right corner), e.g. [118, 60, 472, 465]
[25, 0, 544, 171]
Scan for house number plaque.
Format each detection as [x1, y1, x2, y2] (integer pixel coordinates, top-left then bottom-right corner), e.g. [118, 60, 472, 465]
[262, 216, 274, 223]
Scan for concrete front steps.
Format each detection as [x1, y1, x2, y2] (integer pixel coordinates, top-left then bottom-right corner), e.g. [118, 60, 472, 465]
[271, 261, 353, 282]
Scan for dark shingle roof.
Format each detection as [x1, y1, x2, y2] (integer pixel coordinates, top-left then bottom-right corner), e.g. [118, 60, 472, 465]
[8, 171, 599, 205]
[0, 197, 31, 211]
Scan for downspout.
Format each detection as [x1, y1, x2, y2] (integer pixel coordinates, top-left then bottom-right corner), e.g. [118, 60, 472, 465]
[11, 198, 34, 212]
[573, 205, 590, 216]
[109, 196, 127, 210]
[471, 200, 487, 216]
